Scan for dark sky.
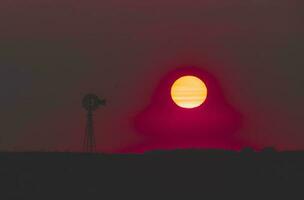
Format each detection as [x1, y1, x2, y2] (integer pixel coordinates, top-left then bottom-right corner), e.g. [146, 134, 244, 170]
[0, 0, 303, 152]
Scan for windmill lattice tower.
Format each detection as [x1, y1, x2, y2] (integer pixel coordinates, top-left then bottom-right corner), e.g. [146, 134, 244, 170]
[82, 94, 106, 153]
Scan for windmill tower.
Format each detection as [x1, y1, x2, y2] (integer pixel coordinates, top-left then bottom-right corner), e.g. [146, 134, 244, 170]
[82, 94, 106, 153]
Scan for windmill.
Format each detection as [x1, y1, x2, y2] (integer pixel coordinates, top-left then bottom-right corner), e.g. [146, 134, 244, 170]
[82, 94, 106, 153]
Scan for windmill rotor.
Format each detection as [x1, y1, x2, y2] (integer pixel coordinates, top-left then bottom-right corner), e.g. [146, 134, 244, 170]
[82, 94, 106, 111]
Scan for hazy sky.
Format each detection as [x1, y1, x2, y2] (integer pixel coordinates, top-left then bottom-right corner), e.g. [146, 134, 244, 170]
[0, 0, 303, 152]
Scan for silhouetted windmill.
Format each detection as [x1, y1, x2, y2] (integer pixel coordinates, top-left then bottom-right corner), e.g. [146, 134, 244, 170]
[82, 94, 106, 153]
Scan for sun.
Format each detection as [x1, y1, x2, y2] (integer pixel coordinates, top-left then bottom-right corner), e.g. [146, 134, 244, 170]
[171, 75, 208, 109]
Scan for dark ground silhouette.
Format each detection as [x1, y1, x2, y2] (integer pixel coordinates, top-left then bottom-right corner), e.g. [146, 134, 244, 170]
[0, 150, 303, 199]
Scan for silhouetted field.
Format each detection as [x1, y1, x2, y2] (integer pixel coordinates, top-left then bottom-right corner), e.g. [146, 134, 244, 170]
[0, 150, 303, 198]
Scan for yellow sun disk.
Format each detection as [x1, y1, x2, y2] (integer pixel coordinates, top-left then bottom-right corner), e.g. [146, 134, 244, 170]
[171, 76, 208, 109]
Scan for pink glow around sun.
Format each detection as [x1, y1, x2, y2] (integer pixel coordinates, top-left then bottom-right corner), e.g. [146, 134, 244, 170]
[121, 66, 248, 153]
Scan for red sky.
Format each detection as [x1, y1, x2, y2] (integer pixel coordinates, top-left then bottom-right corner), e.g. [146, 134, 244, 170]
[0, 0, 303, 152]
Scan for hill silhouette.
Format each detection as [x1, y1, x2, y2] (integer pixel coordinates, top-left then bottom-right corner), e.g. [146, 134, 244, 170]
[0, 150, 303, 199]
